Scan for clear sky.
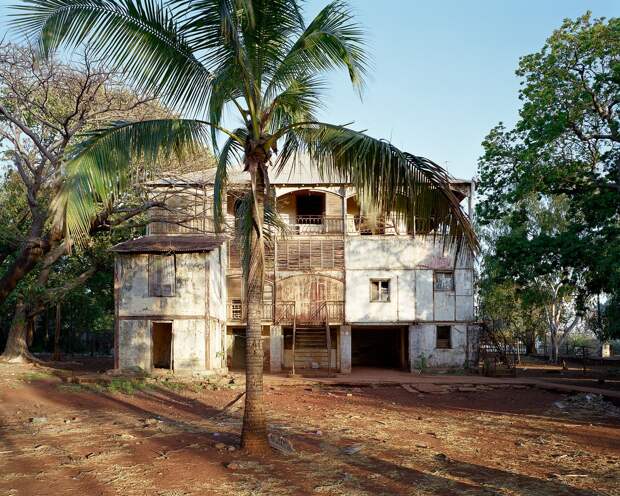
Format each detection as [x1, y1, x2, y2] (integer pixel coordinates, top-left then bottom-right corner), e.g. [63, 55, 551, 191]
[1, 0, 619, 179]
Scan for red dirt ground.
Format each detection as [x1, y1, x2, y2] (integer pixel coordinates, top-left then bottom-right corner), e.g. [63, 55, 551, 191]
[1, 362, 619, 496]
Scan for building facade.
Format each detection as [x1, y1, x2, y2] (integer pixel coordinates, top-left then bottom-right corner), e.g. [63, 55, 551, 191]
[112, 161, 477, 374]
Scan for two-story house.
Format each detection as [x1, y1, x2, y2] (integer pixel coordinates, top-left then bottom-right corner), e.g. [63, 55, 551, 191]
[112, 158, 478, 374]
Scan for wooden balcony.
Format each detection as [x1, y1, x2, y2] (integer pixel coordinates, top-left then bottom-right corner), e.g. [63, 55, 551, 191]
[226, 300, 344, 325]
[227, 300, 273, 323]
[285, 215, 344, 235]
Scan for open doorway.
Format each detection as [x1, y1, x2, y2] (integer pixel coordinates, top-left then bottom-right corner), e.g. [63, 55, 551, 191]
[152, 322, 173, 369]
[230, 327, 246, 369]
[351, 326, 408, 369]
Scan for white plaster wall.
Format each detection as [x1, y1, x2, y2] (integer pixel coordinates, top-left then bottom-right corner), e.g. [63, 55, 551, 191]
[409, 324, 467, 367]
[415, 270, 433, 320]
[345, 269, 415, 322]
[345, 238, 475, 324]
[118, 253, 207, 317]
[346, 237, 415, 269]
[412, 236, 474, 270]
[208, 246, 227, 322]
[173, 319, 206, 370]
[206, 320, 226, 370]
[434, 291, 455, 321]
[118, 320, 151, 371]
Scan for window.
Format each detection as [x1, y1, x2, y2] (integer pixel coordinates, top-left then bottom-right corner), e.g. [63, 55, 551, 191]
[148, 254, 176, 297]
[434, 271, 454, 291]
[370, 279, 390, 302]
[436, 325, 452, 349]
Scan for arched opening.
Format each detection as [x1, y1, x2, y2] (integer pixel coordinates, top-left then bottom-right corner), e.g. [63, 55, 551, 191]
[277, 189, 343, 233]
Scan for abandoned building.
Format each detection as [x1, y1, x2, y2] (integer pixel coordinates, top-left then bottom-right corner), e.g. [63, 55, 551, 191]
[112, 158, 477, 374]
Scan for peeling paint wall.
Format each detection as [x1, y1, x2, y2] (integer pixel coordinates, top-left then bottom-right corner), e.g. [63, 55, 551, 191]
[118, 320, 150, 370]
[118, 253, 207, 317]
[116, 244, 227, 373]
[173, 319, 206, 370]
[408, 324, 468, 368]
[345, 236, 474, 325]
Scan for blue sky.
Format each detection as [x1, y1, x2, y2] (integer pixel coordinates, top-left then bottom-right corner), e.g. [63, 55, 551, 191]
[1, 0, 619, 179]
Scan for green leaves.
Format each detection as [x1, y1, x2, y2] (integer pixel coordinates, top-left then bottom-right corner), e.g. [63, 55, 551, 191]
[478, 13, 620, 313]
[12, 0, 214, 115]
[264, 0, 369, 102]
[275, 122, 478, 253]
[12, 0, 476, 260]
[56, 118, 210, 243]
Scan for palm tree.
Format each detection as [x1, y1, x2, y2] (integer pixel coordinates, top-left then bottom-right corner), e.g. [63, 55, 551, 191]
[13, 0, 478, 452]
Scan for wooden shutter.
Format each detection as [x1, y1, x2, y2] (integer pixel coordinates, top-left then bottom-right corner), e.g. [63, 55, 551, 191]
[149, 254, 176, 297]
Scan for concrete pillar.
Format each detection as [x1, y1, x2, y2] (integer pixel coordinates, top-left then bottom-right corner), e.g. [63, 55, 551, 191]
[270, 325, 283, 373]
[408, 324, 418, 373]
[339, 325, 351, 374]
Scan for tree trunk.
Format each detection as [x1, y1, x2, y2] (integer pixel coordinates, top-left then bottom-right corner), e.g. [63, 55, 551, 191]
[525, 340, 536, 356]
[0, 217, 50, 306]
[241, 159, 270, 453]
[549, 329, 559, 364]
[53, 303, 62, 361]
[0, 297, 35, 362]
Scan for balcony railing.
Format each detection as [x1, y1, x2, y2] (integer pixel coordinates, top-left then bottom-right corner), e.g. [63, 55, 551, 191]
[227, 300, 273, 323]
[276, 301, 345, 324]
[285, 215, 344, 234]
[227, 300, 344, 324]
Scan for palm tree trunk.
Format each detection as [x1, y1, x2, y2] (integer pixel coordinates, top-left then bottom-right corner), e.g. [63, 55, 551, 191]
[1, 297, 35, 363]
[241, 162, 269, 453]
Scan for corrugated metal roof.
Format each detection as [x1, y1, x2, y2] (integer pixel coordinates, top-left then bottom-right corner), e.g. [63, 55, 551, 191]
[148, 154, 473, 189]
[111, 235, 227, 254]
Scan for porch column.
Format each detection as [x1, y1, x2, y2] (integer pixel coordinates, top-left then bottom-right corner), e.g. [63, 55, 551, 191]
[408, 324, 418, 373]
[270, 325, 283, 373]
[339, 325, 351, 374]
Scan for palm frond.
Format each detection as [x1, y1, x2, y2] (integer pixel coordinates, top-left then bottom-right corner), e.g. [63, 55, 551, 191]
[12, 0, 213, 115]
[266, 73, 326, 133]
[276, 122, 479, 254]
[213, 127, 248, 230]
[264, 0, 368, 102]
[234, 188, 288, 295]
[55, 118, 212, 244]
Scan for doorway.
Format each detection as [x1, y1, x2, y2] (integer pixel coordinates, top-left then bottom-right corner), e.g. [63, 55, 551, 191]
[231, 328, 246, 369]
[152, 322, 172, 369]
[351, 326, 408, 369]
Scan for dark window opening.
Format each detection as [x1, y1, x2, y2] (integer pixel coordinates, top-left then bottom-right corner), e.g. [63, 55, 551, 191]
[152, 322, 172, 369]
[370, 279, 390, 302]
[149, 254, 176, 297]
[434, 271, 454, 291]
[436, 325, 452, 349]
[296, 193, 325, 218]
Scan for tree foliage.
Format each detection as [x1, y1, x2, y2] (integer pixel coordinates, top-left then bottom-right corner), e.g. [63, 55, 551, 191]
[477, 13, 620, 339]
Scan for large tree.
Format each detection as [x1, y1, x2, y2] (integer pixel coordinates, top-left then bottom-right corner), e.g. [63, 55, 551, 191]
[14, 0, 477, 452]
[0, 43, 204, 362]
[477, 13, 620, 339]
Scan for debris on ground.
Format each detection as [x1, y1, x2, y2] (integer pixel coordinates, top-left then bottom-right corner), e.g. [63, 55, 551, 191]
[551, 393, 620, 418]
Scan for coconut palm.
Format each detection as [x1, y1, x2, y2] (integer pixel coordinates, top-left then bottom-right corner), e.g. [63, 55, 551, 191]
[13, 0, 478, 452]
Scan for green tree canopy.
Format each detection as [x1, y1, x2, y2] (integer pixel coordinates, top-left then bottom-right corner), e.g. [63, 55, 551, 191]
[477, 13, 620, 339]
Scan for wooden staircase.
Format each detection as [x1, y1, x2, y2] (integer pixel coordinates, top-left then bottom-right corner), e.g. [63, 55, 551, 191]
[293, 327, 330, 369]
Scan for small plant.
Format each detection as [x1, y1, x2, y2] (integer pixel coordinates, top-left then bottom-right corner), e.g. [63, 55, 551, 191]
[414, 353, 428, 373]
[158, 380, 189, 392]
[107, 378, 149, 395]
[20, 371, 52, 382]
